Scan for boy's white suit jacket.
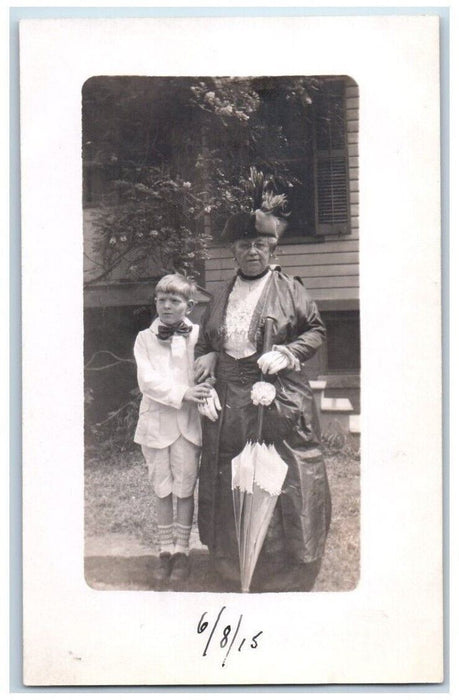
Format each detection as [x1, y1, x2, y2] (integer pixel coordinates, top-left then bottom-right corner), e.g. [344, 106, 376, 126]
[133, 317, 202, 449]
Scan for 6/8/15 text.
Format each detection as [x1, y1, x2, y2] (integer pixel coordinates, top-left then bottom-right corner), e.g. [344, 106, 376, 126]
[196, 606, 263, 668]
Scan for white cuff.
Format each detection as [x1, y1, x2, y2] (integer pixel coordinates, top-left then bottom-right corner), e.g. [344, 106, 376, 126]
[169, 383, 189, 408]
[272, 345, 301, 372]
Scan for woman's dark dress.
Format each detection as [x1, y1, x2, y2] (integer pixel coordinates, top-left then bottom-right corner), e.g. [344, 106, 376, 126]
[195, 270, 331, 592]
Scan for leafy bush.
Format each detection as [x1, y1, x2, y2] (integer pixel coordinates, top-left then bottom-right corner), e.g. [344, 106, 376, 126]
[321, 429, 360, 460]
[86, 388, 141, 454]
[83, 76, 321, 284]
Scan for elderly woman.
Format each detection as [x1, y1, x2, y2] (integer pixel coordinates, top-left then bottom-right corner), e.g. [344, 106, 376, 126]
[194, 209, 331, 592]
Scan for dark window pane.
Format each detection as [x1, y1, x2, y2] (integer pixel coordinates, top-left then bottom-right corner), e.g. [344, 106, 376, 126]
[325, 312, 360, 371]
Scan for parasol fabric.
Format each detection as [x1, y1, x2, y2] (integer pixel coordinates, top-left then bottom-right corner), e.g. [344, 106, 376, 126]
[231, 317, 289, 593]
[233, 442, 288, 592]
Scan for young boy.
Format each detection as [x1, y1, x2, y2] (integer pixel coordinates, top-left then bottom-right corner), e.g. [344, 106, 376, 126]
[133, 274, 212, 583]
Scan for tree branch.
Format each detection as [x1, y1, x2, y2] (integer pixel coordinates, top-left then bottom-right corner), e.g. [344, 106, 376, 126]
[83, 243, 137, 286]
[92, 399, 138, 428]
[85, 361, 131, 371]
[85, 350, 135, 369]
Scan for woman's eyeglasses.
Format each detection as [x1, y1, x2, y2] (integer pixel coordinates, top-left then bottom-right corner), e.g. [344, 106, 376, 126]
[236, 240, 270, 252]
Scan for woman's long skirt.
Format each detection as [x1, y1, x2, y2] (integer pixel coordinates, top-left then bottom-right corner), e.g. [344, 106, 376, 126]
[198, 352, 331, 593]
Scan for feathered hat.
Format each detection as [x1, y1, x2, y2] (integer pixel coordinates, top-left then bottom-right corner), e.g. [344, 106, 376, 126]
[221, 168, 289, 243]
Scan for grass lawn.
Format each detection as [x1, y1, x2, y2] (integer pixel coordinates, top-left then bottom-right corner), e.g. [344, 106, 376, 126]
[85, 443, 360, 592]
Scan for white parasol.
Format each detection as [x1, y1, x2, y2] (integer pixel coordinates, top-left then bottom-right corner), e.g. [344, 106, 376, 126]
[231, 317, 289, 593]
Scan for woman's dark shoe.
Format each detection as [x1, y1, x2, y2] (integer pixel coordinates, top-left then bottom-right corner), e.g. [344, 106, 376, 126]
[170, 553, 191, 582]
[154, 552, 172, 583]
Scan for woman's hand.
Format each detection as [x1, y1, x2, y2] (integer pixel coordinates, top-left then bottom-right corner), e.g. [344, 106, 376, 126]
[194, 352, 218, 383]
[183, 383, 213, 404]
[198, 388, 222, 422]
[257, 350, 289, 375]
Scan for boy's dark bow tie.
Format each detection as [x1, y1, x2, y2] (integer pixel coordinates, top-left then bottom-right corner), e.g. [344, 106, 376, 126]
[157, 321, 192, 341]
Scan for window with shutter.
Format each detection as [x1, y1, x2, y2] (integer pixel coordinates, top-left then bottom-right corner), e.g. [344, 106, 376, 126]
[312, 79, 351, 236]
[251, 76, 353, 241]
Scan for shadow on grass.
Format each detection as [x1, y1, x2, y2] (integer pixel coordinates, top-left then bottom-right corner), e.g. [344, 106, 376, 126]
[85, 548, 241, 593]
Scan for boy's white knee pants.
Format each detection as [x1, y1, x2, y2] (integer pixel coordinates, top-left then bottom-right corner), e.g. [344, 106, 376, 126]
[142, 436, 200, 498]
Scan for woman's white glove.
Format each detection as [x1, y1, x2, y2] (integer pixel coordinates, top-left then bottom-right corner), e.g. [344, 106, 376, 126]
[198, 387, 222, 422]
[257, 350, 289, 375]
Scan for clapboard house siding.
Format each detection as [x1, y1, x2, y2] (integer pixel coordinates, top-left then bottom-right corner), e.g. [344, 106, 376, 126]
[204, 240, 359, 306]
[204, 77, 359, 312]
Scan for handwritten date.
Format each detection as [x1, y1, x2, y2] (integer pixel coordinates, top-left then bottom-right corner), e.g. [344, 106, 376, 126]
[197, 606, 262, 667]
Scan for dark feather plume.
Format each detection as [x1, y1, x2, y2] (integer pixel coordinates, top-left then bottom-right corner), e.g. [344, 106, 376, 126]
[244, 167, 289, 217]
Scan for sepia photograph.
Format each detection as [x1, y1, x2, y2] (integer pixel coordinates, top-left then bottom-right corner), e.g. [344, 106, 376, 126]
[82, 75, 360, 594]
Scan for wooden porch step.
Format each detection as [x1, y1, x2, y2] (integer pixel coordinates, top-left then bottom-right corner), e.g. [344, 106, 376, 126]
[310, 380, 327, 391]
[321, 397, 354, 413]
[318, 374, 360, 389]
[311, 380, 359, 434]
[310, 379, 327, 404]
[349, 414, 361, 434]
[319, 395, 354, 434]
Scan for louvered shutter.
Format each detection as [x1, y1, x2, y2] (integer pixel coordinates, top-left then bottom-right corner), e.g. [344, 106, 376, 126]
[313, 80, 350, 236]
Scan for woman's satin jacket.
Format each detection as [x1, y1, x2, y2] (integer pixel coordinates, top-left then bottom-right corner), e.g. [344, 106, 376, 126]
[196, 269, 331, 563]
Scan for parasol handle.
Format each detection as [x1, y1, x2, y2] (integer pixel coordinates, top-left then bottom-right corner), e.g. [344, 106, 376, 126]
[256, 316, 275, 441]
[262, 316, 275, 354]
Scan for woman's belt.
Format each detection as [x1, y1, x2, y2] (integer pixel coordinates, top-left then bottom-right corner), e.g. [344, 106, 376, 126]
[217, 352, 261, 386]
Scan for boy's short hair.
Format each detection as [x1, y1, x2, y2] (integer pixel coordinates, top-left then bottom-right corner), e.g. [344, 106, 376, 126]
[154, 273, 197, 302]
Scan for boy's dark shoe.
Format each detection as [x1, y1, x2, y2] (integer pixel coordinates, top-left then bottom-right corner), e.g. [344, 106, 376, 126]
[170, 553, 191, 582]
[154, 552, 172, 583]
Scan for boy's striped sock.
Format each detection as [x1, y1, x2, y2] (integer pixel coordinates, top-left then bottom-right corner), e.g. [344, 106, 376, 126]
[174, 522, 192, 555]
[157, 523, 174, 556]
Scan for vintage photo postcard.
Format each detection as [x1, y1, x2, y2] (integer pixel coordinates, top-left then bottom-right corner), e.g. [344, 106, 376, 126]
[20, 15, 443, 685]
